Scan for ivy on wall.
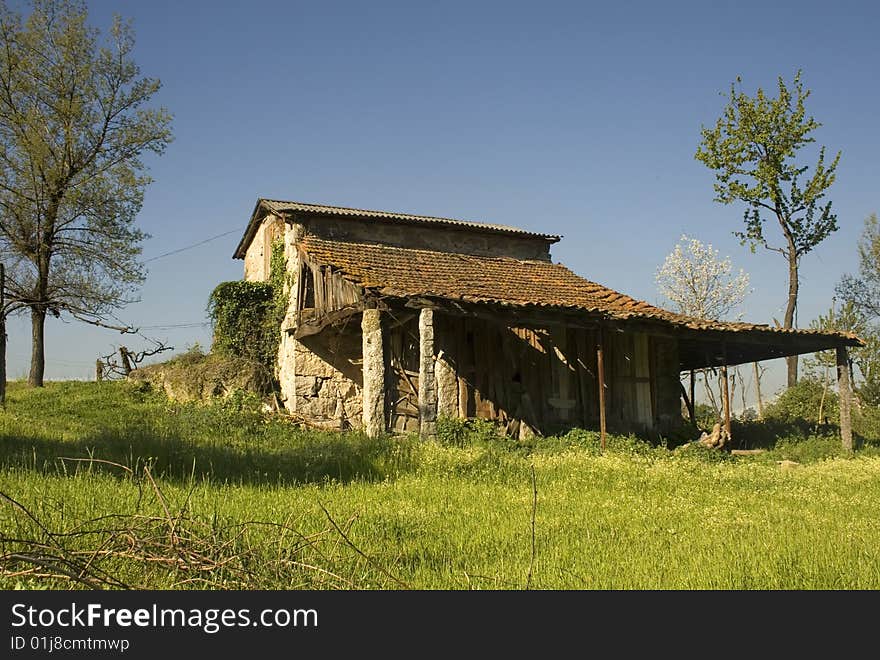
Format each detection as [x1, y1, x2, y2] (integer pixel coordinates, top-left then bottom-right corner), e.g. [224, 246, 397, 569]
[207, 240, 291, 370]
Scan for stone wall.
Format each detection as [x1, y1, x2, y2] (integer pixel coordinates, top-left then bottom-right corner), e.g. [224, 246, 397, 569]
[128, 354, 272, 403]
[287, 327, 364, 429]
[302, 215, 553, 261]
[243, 214, 284, 281]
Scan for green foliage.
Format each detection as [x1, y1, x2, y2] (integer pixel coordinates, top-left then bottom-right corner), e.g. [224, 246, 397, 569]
[695, 71, 840, 259]
[269, 239, 290, 312]
[768, 433, 853, 463]
[435, 416, 507, 448]
[693, 402, 719, 429]
[165, 343, 207, 367]
[0, 0, 173, 384]
[837, 213, 880, 320]
[764, 378, 839, 425]
[695, 72, 841, 385]
[804, 300, 880, 406]
[207, 281, 276, 366]
[2, 381, 880, 589]
[855, 406, 880, 444]
[435, 416, 470, 447]
[834, 214, 880, 404]
[207, 240, 290, 371]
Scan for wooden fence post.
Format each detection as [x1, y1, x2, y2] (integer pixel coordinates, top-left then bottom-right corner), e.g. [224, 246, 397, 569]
[837, 347, 853, 451]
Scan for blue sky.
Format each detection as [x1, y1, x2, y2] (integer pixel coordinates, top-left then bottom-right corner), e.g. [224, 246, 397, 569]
[6, 0, 879, 404]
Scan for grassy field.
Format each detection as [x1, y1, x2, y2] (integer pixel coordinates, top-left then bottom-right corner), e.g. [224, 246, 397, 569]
[1, 381, 879, 589]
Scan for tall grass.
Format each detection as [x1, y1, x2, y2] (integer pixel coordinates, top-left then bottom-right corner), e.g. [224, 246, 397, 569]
[1, 381, 879, 589]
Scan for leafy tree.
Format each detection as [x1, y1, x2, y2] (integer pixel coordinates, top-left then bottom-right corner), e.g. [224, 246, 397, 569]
[655, 234, 750, 320]
[837, 213, 880, 320]
[0, 0, 173, 386]
[695, 71, 840, 388]
[805, 301, 880, 407]
[832, 217, 880, 405]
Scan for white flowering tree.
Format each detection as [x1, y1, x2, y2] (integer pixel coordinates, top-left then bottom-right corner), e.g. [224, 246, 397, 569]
[656, 235, 751, 320]
[656, 235, 752, 423]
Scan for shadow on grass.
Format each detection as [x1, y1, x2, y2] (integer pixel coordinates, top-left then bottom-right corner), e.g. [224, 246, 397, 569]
[0, 426, 419, 487]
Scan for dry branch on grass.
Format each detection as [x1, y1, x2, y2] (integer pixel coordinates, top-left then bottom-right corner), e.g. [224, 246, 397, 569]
[0, 460, 400, 590]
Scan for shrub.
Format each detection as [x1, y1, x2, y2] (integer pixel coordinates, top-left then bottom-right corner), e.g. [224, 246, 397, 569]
[764, 378, 839, 425]
[207, 280, 276, 365]
[207, 239, 290, 370]
[435, 417, 502, 447]
[436, 416, 469, 447]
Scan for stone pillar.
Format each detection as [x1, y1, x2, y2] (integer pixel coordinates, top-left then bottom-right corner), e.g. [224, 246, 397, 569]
[277, 331, 297, 412]
[837, 346, 853, 451]
[418, 308, 438, 439]
[361, 309, 385, 438]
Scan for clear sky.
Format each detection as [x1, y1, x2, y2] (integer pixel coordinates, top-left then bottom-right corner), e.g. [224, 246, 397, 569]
[6, 0, 879, 406]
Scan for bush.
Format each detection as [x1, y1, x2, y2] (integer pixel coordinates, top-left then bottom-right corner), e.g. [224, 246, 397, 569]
[435, 417, 503, 447]
[855, 406, 880, 443]
[764, 378, 838, 425]
[207, 280, 276, 366]
[166, 343, 207, 366]
[207, 240, 289, 370]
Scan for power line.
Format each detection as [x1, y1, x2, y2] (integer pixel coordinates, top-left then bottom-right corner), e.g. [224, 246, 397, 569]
[136, 322, 211, 330]
[143, 227, 241, 264]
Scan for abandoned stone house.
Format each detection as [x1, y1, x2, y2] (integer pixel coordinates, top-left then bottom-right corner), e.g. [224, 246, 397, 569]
[233, 198, 861, 443]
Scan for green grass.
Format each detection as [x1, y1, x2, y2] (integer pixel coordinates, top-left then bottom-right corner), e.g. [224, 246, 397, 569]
[1, 381, 880, 590]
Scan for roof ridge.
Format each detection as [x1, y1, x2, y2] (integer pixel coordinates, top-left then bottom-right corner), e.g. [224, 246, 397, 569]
[261, 198, 560, 241]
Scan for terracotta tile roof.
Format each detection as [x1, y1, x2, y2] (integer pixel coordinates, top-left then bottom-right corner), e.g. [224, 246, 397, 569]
[299, 236, 861, 345]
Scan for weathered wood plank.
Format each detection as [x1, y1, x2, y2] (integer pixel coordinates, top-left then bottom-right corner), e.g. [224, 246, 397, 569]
[837, 346, 853, 451]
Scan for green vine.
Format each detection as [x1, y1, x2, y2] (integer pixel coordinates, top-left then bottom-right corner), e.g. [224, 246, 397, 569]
[208, 239, 291, 370]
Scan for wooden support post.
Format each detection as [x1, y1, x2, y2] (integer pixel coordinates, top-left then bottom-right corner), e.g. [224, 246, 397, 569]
[361, 308, 386, 438]
[95, 360, 103, 382]
[680, 381, 695, 425]
[689, 369, 696, 422]
[837, 346, 853, 451]
[721, 364, 731, 438]
[597, 328, 607, 451]
[418, 308, 437, 440]
[753, 362, 764, 420]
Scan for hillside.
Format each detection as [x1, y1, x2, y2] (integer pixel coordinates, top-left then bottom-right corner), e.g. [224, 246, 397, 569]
[1, 381, 879, 589]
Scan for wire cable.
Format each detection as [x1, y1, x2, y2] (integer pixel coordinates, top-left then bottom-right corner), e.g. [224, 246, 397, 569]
[143, 227, 241, 263]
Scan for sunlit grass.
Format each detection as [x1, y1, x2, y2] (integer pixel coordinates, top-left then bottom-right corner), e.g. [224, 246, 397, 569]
[1, 381, 879, 589]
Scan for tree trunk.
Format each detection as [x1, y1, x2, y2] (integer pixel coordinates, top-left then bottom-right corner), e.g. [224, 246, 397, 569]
[784, 248, 799, 388]
[29, 220, 53, 389]
[29, 306, 47, 387]
[0, 264, 5, 407]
